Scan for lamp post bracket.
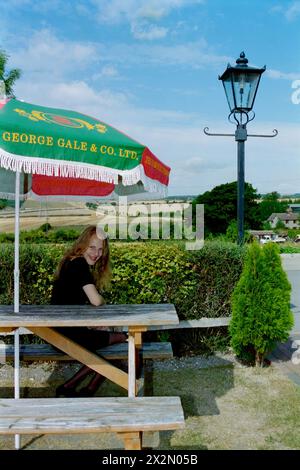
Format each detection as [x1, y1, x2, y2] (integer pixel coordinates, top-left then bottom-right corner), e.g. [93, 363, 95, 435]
[247, 129, 278, 138]
[203, 127, 235, 137]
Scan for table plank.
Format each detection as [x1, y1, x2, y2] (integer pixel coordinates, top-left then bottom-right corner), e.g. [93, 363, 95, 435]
[0, 397, 185, 434]
[0, 304, 178, 327]
[0, 342, 173, 361]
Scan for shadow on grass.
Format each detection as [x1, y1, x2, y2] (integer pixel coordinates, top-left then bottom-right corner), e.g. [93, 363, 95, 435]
[158, 430, 208, 450]
[150, 357, 235, 450]
[153, 359, 234, 415]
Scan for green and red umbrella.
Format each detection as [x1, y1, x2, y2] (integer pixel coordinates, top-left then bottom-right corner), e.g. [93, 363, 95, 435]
[0, 98, 170, 199]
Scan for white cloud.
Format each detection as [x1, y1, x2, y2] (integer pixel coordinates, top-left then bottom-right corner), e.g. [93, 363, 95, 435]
[102, 41, 230, 68]
[91, 0, 204, 39]
[92, 0, 203, 23]
[267, 69, 300, 81]
[131, 22, 168, 40]
[11, 29, 99, 79]
[270, 1, 300, 21]
[4, 0, 71, 17]
[182, 157, 230, 172]
[238, 121, 300, 195]
[92, 66, 120, 80]
[269, 5, 283, 14]
[101, 66, 119, 77]
[285, 1, 300, 21]
[15, 80, 130, 114]
[10, 28, 228, 87]
[31, 0, 66, 14]
[136, 3, 168, 21]
[136, 0, 204, 21]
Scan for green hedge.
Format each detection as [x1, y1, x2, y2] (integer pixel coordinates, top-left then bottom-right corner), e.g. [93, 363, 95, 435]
[0, 241, 245, 321]
[184, 241, 246, 318]
[0, 244, 62, 305]
[0, 227, 81, 244]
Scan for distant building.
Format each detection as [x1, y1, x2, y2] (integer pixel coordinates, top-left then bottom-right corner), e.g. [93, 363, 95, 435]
[249, 230, 275, 242]
[267, 208, 299, 229]
[288, 203, 300, 213]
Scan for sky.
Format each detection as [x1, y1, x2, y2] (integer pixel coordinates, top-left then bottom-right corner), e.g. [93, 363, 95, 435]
[1, 0, 300, 196]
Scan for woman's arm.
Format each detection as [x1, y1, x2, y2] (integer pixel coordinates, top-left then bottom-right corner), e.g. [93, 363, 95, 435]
[83, 284, 105, 306]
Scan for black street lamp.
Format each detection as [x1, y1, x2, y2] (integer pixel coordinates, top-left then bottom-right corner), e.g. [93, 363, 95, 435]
[204, 52, 278, 245]
[219, 51, 265, 115]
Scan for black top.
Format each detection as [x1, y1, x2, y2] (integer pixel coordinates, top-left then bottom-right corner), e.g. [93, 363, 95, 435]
[51, 257, 94, 305]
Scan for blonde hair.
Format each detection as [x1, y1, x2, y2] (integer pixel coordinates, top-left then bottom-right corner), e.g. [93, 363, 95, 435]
[56, 225, 111, 291]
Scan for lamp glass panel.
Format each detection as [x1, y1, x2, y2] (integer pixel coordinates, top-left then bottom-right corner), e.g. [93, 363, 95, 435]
[232, 72, 260, 111]
[222, 76, 236, 111]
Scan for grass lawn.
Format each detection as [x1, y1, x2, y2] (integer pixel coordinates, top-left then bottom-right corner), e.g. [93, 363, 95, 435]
[1, 355, 300, 450]
[152, 356, 300, 450]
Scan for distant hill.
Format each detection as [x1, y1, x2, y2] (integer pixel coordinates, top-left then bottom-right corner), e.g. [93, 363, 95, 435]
[282, 194, 300, 198]
[165, 195, 196, 201]
[259, 193, 300, 200]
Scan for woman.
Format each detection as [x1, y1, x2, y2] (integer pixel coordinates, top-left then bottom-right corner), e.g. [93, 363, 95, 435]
[51, 225, 126, 397]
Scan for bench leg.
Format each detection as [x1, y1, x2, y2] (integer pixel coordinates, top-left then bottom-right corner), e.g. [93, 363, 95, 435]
[30, 327, 129, 391]
[119, 431, 142, 450]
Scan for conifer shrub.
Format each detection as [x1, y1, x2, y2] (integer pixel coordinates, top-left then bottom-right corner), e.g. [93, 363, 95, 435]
[229, 242, 294, 366]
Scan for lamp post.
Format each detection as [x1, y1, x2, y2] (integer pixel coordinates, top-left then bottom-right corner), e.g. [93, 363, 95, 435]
[204, 52, 278, 245]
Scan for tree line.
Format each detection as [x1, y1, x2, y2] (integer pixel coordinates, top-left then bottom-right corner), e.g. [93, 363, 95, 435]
[193, 182, 297, 236]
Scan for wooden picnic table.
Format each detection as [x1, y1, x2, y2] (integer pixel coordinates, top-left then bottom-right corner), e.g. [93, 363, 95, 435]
[0, 303, 179, 397]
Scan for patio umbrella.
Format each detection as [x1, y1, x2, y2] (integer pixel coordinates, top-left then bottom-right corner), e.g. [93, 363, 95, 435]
[0, 98, 170, 199]
[0, 97, 170, 448]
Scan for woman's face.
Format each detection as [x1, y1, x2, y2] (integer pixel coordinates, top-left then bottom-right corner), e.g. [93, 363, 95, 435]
[83, 234, 104, 266]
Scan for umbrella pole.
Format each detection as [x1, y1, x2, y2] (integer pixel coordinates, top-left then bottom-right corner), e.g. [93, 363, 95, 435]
[14, 170, 20, 450]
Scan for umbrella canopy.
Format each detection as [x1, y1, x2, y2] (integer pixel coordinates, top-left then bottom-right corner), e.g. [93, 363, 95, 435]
[0, 98, 170, 200]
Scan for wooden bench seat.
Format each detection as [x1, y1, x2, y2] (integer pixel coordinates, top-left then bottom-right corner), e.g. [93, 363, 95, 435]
[0, 396, 184, 450]
[0, 341, 173, 362]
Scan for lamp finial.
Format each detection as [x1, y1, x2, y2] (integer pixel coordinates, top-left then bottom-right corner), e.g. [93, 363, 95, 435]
[236, 52, 248, 66]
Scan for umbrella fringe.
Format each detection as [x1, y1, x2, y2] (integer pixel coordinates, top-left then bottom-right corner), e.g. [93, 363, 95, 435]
[134, 166, 168, 197]
[0, 150, 167, 196]
[140, 176, 168, 197]
[0, 150, 119, 183]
